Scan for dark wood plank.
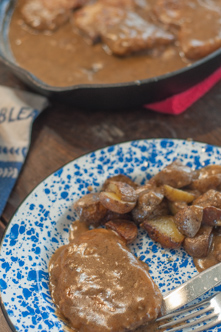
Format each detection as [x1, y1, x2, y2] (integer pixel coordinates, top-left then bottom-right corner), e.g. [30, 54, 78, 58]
[0, 220, 5, 240]
[2, 79, 221, 222]
[0, 305, 11, 332]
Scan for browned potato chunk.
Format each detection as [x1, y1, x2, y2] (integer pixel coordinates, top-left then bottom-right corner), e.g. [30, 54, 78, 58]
[100, 181, 137, 214]
[102, 174, 138, 190]
[133, 198, 169, 224]
[190, 175, 221, 193]
[102, 210, 132, 223]
[163, 185, 196, 203]
[202, 206, 221, 226]
[183, 226, 213, 258]
[189, 165, 221, 193]
[174, 205, 203, 237]
[100, 192, 136, 214]
[149, 159, 196, 188]
[141, 215, 185, 249]
[74, 192, 107, 226]
[132, 188, 164, 223]
[105, 219, 138, 244]
[135, 182, 156, 195]
[201, 165, 221, 176]
[168, 201, 187, 215]
[103, 181, 137, 201]
[193, 189, 221, 208]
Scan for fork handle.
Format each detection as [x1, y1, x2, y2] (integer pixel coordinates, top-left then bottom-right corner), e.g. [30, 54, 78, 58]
[162, 262, 221, 314]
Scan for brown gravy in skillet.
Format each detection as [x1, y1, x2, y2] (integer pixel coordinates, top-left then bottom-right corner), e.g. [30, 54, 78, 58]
[9, 1, 189, 87]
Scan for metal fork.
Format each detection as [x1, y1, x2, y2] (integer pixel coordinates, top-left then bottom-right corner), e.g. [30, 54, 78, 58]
[157, 292, 221, 332]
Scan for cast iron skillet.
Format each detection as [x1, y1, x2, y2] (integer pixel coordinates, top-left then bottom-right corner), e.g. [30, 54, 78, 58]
[0, 0, 221, 110]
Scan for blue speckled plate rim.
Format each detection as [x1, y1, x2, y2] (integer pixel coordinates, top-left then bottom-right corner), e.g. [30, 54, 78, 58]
[1, 137, 221, 332]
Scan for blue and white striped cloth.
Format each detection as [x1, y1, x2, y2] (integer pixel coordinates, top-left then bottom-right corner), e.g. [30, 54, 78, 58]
[0, 86, 48, 216]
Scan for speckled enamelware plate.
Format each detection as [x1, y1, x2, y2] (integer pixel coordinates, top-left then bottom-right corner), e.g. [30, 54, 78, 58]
[1, 138, 221, 332]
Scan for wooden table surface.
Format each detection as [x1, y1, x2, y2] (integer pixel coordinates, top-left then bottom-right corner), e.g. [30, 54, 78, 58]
[0, 60, 221, 331]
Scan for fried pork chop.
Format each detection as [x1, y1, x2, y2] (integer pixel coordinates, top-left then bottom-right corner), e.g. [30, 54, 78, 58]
[49, 228, 162, 332]
[102, 11, 175, 56]
[178, 1, 221, 59]
[73, 1, 174, 54]
[153, 0, 221, 59]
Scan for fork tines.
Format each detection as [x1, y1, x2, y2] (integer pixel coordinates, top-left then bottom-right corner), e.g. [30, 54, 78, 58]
[157, 292, 221, 332]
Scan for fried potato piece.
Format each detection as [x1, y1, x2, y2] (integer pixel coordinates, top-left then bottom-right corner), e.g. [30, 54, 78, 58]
[198, 165, 221, 177]
[202, 206, 221, 226]
[132, 188, 165, 223]
[149, 159, 196, 188]
[135, 182, 156, 195]
[174, 205, 203, 237]
[102, 174, 138, 191]
[193, 189, 221, 208]
[190, 174, 221, 194]
[168, 201, 187, 215]
[100, 181, 137, 214]
[105, 219, 138, 244]
[74, 193, 107, 226]
[183, 226, 213, 258]
[133, 198, 169, 224]
[163, 184, 196, 203]
[104, 181, 138, 202]
[102, 210, 132, 223]
[189, 165, 221, 193]
[100, 192, 136, 214]
[141, 215, 185, 249]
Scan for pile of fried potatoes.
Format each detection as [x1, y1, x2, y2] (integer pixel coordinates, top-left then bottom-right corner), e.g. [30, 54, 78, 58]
[74, 160, 221, 259]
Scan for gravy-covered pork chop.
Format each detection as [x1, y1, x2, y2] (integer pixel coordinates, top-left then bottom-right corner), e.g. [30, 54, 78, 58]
[102, 11, 175, 56]
[73, 2, 126, 43]
[20, 0, 89, 31]
[153, 0, 196, 28]
[153, 0, 221, 59]
[73, 1, 174, 54]
[178, 4, 221, 59]
[20, 0, 71, 31]
[49, 228, 162, 332]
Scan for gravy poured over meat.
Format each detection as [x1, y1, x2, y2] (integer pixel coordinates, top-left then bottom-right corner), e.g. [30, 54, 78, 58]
[49, 161, 221, 331]
[49, 225, 162, 332]
[9, 0, 221, 87]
